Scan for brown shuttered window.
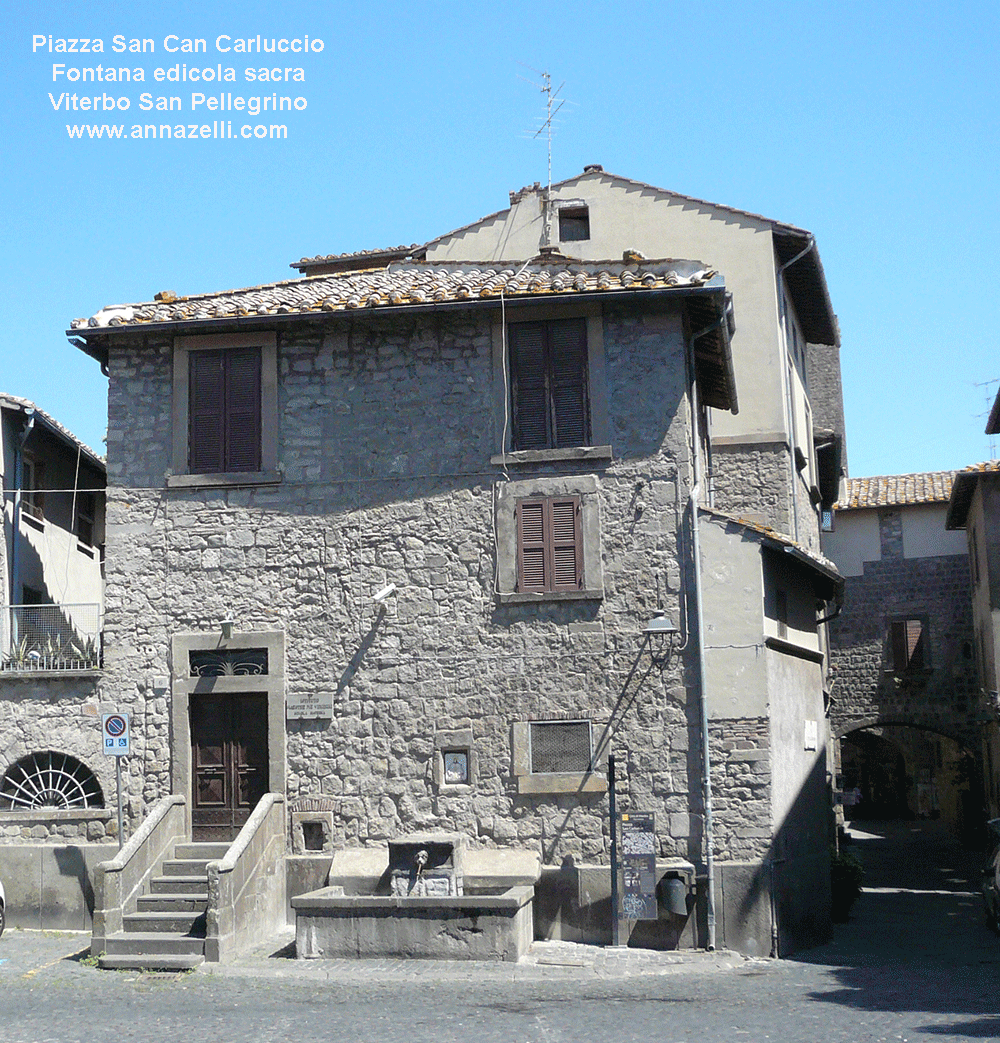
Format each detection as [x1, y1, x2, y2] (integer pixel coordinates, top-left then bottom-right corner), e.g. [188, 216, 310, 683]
[509, 317, 589, 450]
[516, 496, 583, 592]
[890, 619, 925, 672]
[189, 348, 262, 473]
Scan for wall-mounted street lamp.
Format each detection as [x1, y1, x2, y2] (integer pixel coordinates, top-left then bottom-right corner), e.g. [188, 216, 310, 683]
[220, 616, 236, 641]
[643, 612, 679, 668]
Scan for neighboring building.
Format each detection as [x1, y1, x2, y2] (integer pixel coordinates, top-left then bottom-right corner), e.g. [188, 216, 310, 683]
[0, 394, 109, 928]
[823, 473, 981, 835]
[42, 170, 846, 960]
[948, 460, 1000, 821]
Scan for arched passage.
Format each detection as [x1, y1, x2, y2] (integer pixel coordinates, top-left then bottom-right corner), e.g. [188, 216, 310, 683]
[835, 722, 982, 844]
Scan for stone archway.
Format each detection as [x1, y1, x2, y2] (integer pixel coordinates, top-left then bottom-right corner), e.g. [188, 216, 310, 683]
[835, 721, 982, 841]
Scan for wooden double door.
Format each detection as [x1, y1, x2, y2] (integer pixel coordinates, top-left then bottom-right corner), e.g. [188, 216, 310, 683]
[190, 692, 268, 841]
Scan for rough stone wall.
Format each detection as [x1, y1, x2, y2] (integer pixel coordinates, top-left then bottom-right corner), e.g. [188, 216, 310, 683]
[829, 550, 978, 746]
[709, 442, 790, 534]
[0, 675, 115, 841]
[97, 302, 719, 866]
[806, 341, 847, 468]
[710, 719, 772, 861]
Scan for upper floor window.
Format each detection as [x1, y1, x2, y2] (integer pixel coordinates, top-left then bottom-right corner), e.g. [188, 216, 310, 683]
[558, 206, 590, 242]
[889, 618, 926, 673]
[509, 317, 590, 450]
[169, 332, 279, 487]
[189, 348, 261, 473]
[22, 456, 45, 521]
[516, 495, 583, 593]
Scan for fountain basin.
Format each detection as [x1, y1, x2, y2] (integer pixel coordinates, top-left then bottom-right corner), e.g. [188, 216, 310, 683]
[292, 885, 534, 962]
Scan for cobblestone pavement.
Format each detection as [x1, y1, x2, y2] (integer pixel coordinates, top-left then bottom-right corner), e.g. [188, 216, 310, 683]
[1, 821, 998, 1042]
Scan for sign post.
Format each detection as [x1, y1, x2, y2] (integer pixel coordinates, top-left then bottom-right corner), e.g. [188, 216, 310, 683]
[101, 713, 130, 849]
[620, 812, 658, 922]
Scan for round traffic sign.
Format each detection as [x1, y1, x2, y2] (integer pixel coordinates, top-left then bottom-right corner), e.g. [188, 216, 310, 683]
[105, 714, 126, 737]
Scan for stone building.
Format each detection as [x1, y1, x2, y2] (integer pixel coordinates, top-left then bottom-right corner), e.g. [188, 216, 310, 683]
[947, 460, 1000, 821]
[823, 472, 981, 833]
[0, 393, 110, 927]
[0, 170, 846, 960]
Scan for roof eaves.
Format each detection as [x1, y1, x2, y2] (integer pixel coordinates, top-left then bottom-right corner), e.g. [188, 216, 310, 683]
[0, 393, 106, 469]
[705, 506, 843, 593]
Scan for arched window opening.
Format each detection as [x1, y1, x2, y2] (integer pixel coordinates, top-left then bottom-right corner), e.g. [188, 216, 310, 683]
[0, 751, 104, 810]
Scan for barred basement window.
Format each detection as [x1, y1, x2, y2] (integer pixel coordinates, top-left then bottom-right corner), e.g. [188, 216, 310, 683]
[529, 720, 593, 774]
[0, 752, 104, 810]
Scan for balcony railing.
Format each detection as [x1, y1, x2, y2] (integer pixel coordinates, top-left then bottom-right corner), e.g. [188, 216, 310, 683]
[1, 603, 103, 672]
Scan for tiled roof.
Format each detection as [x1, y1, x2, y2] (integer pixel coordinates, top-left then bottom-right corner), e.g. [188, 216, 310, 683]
[946, 461, 1000, 529]
[70, 259, 719, 331]
[0, 393, 105, 468]
[705, 507, 842, 593]
[291, 245, 422, 274]
[837, 472, 957, 510]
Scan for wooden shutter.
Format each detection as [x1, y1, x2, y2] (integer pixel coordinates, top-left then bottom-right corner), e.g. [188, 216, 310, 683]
[517, 496, 582, 592]
[510, 323, 550, 450]
[189, 350, 226, 473]
[509, 318, 589, 450]
[891, 619, 924, 671]
[225, 348, 262, 472]
[548, 318, 589, 447]
[550, 497, 582, 589]
[517, 499, 547, 591]
[188, 348, 261, 473]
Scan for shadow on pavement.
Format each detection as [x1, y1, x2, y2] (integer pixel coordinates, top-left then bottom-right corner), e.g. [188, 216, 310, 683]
[790, 820, 1000, 1034]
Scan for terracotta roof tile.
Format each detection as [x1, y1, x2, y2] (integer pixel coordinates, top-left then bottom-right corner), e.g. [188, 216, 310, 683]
[71, 259, 719, 331]
[837, 472, 957, 510]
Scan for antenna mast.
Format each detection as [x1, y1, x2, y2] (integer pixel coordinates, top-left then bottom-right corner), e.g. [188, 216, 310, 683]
[519, 67, 567, 248]
[975, 378, 1000, 458]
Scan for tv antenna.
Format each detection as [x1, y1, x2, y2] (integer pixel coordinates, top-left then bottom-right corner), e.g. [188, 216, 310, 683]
[974, 378, 1000, 458]
[519, 66, 570, 246]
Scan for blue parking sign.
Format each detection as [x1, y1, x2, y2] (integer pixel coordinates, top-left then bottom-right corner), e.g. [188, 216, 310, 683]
[102, 713, 130, 756]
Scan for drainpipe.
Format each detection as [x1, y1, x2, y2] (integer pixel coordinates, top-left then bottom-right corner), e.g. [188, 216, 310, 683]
[688, 313, 725, 952]
[10, 410, 36, 642]
[776, 236, 815, 544]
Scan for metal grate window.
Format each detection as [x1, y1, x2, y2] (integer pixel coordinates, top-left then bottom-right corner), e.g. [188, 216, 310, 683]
[529, 720, 592, 774]
[189, 648, 268, 677]
[0, 751, 104, 810]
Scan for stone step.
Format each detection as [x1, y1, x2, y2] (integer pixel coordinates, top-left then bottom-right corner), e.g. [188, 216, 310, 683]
[122, 910, 206, 935]
[174, 842, 229, 861]
[136, 893, 208, 914]
[102, 931, 207, 957]
[98, 953, 205, 972]
[149, 875, 210, 896]
[161, 859, 215, 877]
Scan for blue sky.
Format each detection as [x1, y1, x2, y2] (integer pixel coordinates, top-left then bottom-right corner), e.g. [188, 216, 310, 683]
[2, 0, 997, 479]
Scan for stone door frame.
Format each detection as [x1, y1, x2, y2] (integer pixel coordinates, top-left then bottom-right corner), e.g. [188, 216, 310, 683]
[170, 629, 286, 837]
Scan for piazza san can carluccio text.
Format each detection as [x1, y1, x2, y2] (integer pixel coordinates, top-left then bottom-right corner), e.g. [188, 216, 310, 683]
[33, 33, 325, 137]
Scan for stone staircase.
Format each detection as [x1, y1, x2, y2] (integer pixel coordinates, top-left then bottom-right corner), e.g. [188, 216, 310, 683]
[98, 842, 228, 971]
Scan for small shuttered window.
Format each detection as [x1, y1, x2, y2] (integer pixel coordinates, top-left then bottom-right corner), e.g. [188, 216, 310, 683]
[189, 348, 262, 473]
[890, 619, 926, 672]
[516, 495, 583, 592]
[509, 318, 589, 450]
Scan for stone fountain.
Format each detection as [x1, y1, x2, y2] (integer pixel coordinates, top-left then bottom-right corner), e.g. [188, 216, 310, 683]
[292, 832, 535, 962]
